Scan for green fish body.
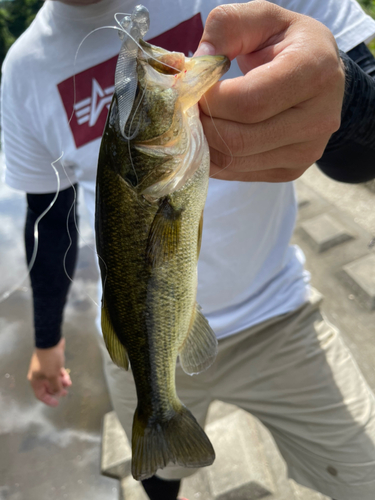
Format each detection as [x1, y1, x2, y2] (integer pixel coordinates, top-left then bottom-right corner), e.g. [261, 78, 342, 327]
[95, 40, 230, 480]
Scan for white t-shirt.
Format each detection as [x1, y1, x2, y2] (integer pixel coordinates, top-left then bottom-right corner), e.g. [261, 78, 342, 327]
[273, 0, 375, 51]
[2, 0, 375, 338]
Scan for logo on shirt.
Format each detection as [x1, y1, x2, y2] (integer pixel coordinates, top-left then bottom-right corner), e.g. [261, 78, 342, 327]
[74, 79, 115, 127]
[57, 13, 204, 149]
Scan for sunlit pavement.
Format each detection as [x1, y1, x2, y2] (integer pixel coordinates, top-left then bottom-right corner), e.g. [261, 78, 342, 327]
[0, 154, 118, 500]
[293, 166, 375, 389]
[0, 157, 374, 500]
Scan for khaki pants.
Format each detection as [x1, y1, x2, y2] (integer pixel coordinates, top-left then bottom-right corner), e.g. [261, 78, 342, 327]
[98, 290, 375, 500]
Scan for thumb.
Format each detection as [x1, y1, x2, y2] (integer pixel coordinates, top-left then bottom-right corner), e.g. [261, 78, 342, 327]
[61, 368, 72, 388]
[194, 2, 293, 59]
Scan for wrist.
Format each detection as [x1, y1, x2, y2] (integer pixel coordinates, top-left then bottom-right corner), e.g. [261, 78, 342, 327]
[34, 338, 65, 367]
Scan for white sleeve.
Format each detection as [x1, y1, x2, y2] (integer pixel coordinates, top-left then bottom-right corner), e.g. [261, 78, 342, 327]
[1, 50, 76, 194]
[272, 0, 375, 52]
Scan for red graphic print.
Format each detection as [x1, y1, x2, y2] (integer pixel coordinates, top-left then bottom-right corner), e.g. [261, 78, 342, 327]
[57, 13, 204, 149]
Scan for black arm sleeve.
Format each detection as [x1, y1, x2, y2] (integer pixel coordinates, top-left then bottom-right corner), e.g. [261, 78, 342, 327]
[317, 43, 375, 183]
[25, 185, 78, 348]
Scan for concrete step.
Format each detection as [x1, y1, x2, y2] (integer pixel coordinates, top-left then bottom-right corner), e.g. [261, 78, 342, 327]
[120, 476, 149, 500]
[299, 213, 354, 253]
[295, 177, 375, 316]
[105, 400, 328, 500]
[204, 409, 275, 499]
[342, 253, 375, 310]
[290, 480, 329, 500]
[101, 411, 132, 480]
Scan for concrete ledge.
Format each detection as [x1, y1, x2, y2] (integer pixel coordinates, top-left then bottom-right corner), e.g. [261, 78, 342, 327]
[290, 480, 329, 500]
[365, 179, 375, 194]
[206, 409, 275, 499]
[106, 403, 275, 500]
[101, 411, 132, 479]
[295, 182, 312, 209]
[120, 476, 148, 500]
[342, 254, 375, 310]
[105, 402, 329, 500]
[299, 214, 353, 253]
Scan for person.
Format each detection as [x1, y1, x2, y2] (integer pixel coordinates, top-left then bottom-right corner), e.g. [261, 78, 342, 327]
[2, 0, 375, 499]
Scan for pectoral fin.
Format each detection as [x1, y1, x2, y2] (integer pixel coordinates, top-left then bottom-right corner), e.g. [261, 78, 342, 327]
[101, 299, 129, 370]
[146, 197, 183, 267]
[179, 304, 217, 375]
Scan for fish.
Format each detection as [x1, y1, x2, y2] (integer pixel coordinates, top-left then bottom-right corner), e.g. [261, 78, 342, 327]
[95, 39, 230, 481]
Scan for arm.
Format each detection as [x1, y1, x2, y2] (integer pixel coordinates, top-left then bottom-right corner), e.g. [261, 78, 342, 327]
[2, 43, 80, 406]
[317, 43, 375, 183]
[26, 185, 78, 406]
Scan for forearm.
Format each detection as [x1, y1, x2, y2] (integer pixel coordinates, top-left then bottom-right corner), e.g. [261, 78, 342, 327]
[317, 44, 375, 183]
[25, 185, 78, 348]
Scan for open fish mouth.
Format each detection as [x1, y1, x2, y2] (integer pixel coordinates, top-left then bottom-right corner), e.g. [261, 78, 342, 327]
[137, 39, 230, 113]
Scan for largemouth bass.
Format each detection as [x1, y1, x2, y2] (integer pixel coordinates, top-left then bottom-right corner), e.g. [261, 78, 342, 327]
[95, 38, 230, 480]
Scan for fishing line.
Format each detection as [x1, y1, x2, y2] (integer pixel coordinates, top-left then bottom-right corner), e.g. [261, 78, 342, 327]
[203, 95, 234, 179]
[204, 94, 256, 200]
[0, 9, 202, 305]
[56, 14, 182, 307]
[0, 24, 128, 304]
[69, 17, 181, 183]
[0, 155, 62, 304]
[59, 163, 107, 308]
[0, 11, 222, 305]
[112, 12, 181, 72]
[67, 15, 182, 205]
[124, 84, 149, 186]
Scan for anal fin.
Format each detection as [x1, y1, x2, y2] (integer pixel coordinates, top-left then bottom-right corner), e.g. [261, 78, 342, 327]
[101, 299, 129, 370]
[179, 304, 217, 376]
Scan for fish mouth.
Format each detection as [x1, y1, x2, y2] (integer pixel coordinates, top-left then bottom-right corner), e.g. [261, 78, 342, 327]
[184, 54, 230, 87]
[139, 39, 185, 74]
[137, 40, 230, 109]
[139, 39, 230, 82]
[177, 54, 230, 109]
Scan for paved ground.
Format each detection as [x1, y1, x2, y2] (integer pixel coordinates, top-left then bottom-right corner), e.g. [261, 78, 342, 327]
[294, 166, 375, 388]
[0, 160, 374, 500]
[0, 169, 119, 499]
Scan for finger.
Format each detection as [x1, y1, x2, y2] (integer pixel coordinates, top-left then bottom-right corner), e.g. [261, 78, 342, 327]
[209, 137, 329, 178]
[60, 368, 72, 388]
[34, 384, 60, 407]
[200, 105, 340, 157]
[41, 394, 60, 407]
[47, 375, 63, 395]
[195, 2, 293, 60]
[210, 164, 308, 183]
[200, 47, 342, 125]
[196, 4, 343, 124]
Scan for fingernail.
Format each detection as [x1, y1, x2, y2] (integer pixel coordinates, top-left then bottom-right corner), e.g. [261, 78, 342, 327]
[194, 42, 216, 57]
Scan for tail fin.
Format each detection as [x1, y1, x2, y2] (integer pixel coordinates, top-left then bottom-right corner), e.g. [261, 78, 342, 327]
[131, 404, 215, 481]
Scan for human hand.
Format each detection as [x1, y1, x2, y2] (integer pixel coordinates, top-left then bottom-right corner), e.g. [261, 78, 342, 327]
[195, 1, 345, 182]
[27, 338, 72, 407]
